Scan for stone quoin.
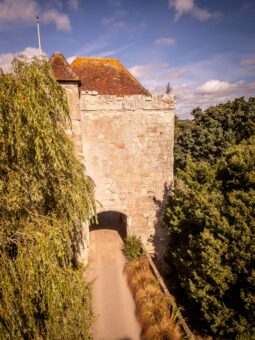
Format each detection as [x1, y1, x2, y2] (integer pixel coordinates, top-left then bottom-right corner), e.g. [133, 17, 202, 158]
[50, 52, 175, 263]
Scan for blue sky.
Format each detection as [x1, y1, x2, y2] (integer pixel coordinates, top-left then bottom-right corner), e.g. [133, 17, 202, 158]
[0, 0, 255, 118]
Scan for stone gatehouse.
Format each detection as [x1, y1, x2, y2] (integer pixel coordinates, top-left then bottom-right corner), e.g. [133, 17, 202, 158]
[50, 52, 175, 261]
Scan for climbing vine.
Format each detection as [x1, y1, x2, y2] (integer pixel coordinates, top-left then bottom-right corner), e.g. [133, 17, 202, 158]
[0, 57, 96, 339]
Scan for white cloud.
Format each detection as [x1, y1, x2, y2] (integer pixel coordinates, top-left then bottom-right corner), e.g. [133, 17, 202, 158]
[42, 10, 71, 31]
[0, 47, 46, 73]
[169, 0, 221, 22]
[0, 0, 38, 23]
[174, 81, 255, 118]
[196, 79, 248, 95]
[129, 64, 157, 78]
[154, 38, 175, 46]
[240, 56, 255, 65]
[67, 55, 76, 64]
[0, 0, 71, 32]
[68, 0, 79, 10]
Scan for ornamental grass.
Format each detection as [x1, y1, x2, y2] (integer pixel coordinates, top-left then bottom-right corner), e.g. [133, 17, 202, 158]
[124, 255, 183, 340]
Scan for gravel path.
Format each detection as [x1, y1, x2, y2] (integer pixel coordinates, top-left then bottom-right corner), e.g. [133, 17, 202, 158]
[88, 220, 141, 340]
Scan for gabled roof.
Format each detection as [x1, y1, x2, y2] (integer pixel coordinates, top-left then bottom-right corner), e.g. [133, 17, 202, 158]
[71, 57, 150, 96]
[49, 52, 79, 82]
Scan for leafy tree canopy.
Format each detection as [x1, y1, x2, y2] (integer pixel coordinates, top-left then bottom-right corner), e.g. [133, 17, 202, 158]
[175, 97, 255, 170]
[166, 98, 255, 338]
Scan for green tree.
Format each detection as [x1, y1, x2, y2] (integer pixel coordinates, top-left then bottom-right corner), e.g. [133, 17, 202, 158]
[175, 97, 255, 170]
[166, 137, 255, 338]
[0, 57, 96, 339]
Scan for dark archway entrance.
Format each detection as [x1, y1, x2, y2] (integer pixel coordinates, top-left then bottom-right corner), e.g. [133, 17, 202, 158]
[90, 211, 127, 239]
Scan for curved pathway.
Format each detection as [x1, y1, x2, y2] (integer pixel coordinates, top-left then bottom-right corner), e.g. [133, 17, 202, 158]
[88, 226, 141, 340]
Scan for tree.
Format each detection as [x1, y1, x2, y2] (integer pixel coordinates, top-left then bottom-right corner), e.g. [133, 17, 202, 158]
[0, 57, 96, 338]
[166, 136, 255, 338]
[175, 97, 255, 170]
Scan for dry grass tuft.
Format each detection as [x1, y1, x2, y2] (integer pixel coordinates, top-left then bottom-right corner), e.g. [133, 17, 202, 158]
[128, 269, 157, 292]
[124, 256, 183, 339]
[142, 316, 183, 340]
[135, 283, 162, 307]
[137, 298, 169, 330]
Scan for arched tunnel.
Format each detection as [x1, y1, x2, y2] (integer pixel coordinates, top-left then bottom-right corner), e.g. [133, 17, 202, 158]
[90, 210, 127, 240]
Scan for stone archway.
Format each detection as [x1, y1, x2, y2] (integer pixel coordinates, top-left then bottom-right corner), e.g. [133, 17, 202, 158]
[90, 211, 127, 240]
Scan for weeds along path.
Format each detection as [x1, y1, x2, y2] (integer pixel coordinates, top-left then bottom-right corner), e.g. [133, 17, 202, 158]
[88, 226, 141, 340]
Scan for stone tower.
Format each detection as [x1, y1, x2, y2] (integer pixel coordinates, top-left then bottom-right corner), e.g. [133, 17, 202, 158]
[50, 52, 175, 260]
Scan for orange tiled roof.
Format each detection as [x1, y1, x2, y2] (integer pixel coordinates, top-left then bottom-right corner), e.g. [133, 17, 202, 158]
[49, 52, 80, 82]
[71, 57, 150, 96]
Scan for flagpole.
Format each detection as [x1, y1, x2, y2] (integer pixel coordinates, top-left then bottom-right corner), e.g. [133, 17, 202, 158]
[36, 16, 42, 56]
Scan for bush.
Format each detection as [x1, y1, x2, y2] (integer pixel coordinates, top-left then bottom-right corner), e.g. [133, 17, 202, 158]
[122, 235, 145, 260]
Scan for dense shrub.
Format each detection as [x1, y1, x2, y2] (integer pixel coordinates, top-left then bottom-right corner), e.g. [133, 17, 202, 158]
[122, 235, 144, 260]
[0, 57, 96, 338]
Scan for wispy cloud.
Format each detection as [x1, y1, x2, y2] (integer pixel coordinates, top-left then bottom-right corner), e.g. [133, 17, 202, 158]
[68, 0, 79, 11]
[154, 38, 175, 46]
[74, 35, 110, 56]
[109, 0, 122, 7]
[66, 33, 116, 61]
[101, 9, 128, 29]
[167, 68, 187, 78]
[102, 17, 127, 29]
[240, 56, 255, 65]
[42, 10, 71, 31]
[0, 46, 46, 73]
[0, 0, 72, 32]
[101, 9, 146, 33]
[169, 0, 221, 22]
[94, 44, 131, 58]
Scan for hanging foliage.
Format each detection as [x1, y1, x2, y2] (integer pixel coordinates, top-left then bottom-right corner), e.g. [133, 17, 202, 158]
[0, 56, 96, 339]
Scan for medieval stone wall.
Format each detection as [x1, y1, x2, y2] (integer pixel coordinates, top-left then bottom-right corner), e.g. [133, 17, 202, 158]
[60, 82, 89, 264]
[80, 92, 175, 254]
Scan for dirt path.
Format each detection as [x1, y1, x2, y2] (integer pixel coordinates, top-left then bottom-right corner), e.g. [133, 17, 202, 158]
[88, 226, 141, 340]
